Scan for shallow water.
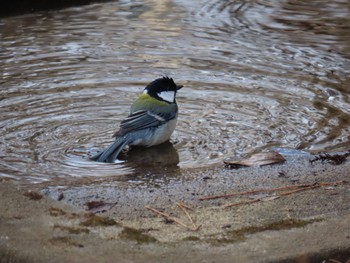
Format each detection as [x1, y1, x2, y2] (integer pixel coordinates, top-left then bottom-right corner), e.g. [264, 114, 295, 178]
[0, 0, 349, 183]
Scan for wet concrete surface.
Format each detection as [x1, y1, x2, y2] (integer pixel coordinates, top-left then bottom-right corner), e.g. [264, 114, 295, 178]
[1, 151, 349, 262]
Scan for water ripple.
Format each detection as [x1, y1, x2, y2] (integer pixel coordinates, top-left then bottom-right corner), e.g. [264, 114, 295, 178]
[0, 0, 349, 183]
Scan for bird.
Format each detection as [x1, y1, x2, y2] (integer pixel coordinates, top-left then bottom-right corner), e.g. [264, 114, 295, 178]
[91, 77, 183, 163]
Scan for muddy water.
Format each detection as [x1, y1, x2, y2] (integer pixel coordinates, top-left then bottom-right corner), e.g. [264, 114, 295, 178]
[1, 0, 349, 183]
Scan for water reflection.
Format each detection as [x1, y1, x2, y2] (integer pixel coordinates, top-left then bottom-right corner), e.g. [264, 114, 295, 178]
[118, 141, 181, 183]
[267, 0, 350, 52]
[124, 141, 179, 168]
[0, 0, 349, 183]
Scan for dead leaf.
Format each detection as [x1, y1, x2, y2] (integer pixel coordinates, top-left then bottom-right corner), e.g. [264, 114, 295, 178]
[23, 191, 43, 200]
[224, 151, 286, 168]
[85, 201, 117, 213]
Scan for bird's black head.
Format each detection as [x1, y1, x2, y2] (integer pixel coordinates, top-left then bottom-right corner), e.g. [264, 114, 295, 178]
[144, 77, 183, 103]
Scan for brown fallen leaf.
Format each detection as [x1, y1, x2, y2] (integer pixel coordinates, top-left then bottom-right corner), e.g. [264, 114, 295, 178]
[23, 191, 43, 200]
[224, 151, 285, 168]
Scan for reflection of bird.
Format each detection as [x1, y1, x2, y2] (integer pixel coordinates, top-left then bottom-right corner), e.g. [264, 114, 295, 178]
[91, 77, 183, 163]
[125, 141, 180, 167]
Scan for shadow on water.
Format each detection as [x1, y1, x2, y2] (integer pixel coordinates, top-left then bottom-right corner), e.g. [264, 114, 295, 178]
[116, 141, 181, 183]
[0, 0, 112, 17]
[123, 141, 179, 169]
[0, 0, 349, 184]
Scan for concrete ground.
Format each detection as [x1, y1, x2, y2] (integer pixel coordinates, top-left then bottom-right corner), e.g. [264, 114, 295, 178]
[0, 150, 349, 263]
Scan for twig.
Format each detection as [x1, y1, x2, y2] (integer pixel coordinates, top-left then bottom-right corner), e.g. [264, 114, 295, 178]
[177, 201, 193, 211]
[199, 184, 311, 200]
[176, 202, 201, 230]
[278, 185, 320, 196]
[223, 198, 260, 208]
[318, 180, 347, 187]
[177, 203, 196, 228]
[145, 206, 199, 231]
[199, 180, 347, 201]
[222, 180, 347, 208]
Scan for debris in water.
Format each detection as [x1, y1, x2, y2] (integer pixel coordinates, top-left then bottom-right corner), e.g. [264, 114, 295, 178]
[224, 151, 285, 169]
[310, 151, 350, 165]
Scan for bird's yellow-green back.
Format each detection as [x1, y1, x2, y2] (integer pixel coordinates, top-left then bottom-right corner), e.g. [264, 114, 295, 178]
[131, 93, 171, 113]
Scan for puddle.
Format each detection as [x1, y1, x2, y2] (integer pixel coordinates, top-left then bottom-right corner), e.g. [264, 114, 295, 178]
[0, 0, 349, 183]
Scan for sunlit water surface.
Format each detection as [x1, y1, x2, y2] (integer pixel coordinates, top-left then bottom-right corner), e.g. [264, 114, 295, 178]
[1, 0, 349, 183]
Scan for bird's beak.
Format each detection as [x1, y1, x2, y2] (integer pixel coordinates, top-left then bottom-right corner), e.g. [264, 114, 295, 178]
[177, 85, 184, 90]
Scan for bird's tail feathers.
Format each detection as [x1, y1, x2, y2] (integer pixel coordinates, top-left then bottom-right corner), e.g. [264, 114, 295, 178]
[90, 137, 129, 163]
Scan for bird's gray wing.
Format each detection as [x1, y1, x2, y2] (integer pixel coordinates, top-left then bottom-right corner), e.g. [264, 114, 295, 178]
[113, 104, 178, 137]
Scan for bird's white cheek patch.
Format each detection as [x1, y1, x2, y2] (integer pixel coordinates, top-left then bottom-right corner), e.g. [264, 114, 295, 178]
[158, 91, 175, 103]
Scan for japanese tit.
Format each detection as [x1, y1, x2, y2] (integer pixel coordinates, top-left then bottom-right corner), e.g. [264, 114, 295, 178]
[91, 77, 183, 163]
